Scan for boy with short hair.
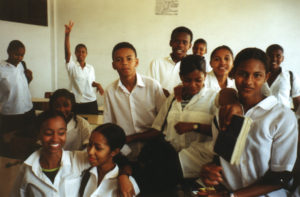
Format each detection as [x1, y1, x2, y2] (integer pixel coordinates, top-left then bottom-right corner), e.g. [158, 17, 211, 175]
[103, 42, 166, 160]
[148, 26, 193, 96]
[192, 38, 207, 57]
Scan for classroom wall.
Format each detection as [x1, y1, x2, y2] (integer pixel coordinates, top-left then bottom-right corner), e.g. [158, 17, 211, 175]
[1, 0, 300, 102]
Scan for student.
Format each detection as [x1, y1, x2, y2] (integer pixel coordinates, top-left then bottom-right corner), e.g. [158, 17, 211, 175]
[200, 48, 298, 197]
[0, 40, 35, 135]
[64, 21, 104, 114]
[205, 45, 235, 91]
[80, 123, 140, 197]
[151, 55, 217, 178]
[103, 42, 166, 161]
[263, 44, 300, 116]
[11, 111, 89, 197]
[49, 89, 91, 150]
[192, 38, 207, 57]
[148, 26, 193, 96]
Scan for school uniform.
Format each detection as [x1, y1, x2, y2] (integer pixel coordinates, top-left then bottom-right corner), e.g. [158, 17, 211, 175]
[66, 57, 98, 114]
[10, 150, 89, 197]
[216, 96, 298, 196]
[152, 86, 217, 178]
[262, 68, 300, 111]
[147, 55, 181, 94]
[205, 70, 236, 91]
[103, 73, 166, 160]
[82, 165, 140, 197]
[0, 60, 34, 133]
[64, 115, 91, 151]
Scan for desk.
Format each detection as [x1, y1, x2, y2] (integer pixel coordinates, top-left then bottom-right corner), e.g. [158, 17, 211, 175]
[78, 114, 103, 129]
[32, 98, 49, 111]
[0, 156, 22, 196]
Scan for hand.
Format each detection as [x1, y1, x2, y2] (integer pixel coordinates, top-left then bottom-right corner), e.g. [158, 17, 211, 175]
[163, 88, 170, 97]
[65, 20, 74, 34]
[92, 81, 104, 95]
[174, 85, 183, 101]
[200, 163, 223, 186]
[117, 174, 135, 197]
[219, 103, 243, 131]
[197, 191, 229, 197]
[174, 122, 194, 135]
[24, 69, 33, 83]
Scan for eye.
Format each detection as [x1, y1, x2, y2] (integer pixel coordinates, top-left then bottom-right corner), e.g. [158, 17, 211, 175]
[254, 73, 263, 78]
[127, 57, 133, 61]
[58, 129, 66, 136]
[43, 129, 53, 136]
[115, 57, 122, 62]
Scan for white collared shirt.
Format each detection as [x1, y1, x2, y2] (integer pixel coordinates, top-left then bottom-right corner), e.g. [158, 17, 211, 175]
[147, 55, 182, 94]
[152, 86, 217, 151]
[11, 150, 90, 197]
[205, 71, 236, 91]
[64, 115, 91, 151]
[83, 165, 140, 197]
[262, 68, 300, 108]
[218, 96, 298, 196]
[0, 60, 33, 115]
[66, 57, 97, 103]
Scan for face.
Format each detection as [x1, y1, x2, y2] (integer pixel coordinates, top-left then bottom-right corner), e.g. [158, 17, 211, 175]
[8, 47, 25, 66]
[193, 43, 207, 56]
[170, 32, 192, 61]
[210, 49, 233, 77]
[52, 96, 72, 120]
[180, 70, 206, 97]
[75, 46, 87, 62]
[234, 59, 269, 100]
[112, 48, 138, 79]
[87, 132, 117, 167]
[40, 116, 67, 154]
[267, 49, 284, 70]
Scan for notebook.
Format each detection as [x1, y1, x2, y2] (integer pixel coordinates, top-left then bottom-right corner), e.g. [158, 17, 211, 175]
[213, 115, 252, 165]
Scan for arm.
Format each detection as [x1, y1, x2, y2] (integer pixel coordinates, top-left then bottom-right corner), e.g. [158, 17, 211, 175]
[64, 21, 74, 63]
[126, 128, 161, 144]
[174, 122, 212, 136]
[92, 81, 104, 95]
[24, 69, 33, 84]
[293, 96, 300, 112]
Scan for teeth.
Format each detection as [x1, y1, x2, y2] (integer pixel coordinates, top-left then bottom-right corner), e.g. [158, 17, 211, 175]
[51, 144, 59, 147]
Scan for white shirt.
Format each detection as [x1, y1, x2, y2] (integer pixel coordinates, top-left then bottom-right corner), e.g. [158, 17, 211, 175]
[64, 115, 91, 151]
[262, 68, 300, 108]
[66, 57, 97, 103]
[11, 150, 89, 197]
[103, 73, 166, 159]
[217, 96, 298, 197]
[83, 165, 140, 197]
[205, 70, 236, 91]
[152, 86, 217, 151]
[0, 60, 33, 115]
[147, 56, 181, 94]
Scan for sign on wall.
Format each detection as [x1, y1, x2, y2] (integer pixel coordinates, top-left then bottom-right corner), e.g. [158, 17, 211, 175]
[155, 0, 179, 15]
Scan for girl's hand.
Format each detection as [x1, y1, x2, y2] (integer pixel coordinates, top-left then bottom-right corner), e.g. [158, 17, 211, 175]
[64, 20, 74, 34]
[174, 122, 194, 134]
[92, 82, 104, 95]
[117, 174, 135, 197]
[200, 163, 223, 186]
[219, 103, 243, 131]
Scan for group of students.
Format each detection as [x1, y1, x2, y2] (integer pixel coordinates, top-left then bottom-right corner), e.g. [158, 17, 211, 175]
[0, 22, 300, 196]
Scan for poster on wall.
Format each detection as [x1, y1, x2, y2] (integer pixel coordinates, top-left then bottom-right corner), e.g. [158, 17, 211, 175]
[155, 0, 179, 15]
[0, 0, 48, 26]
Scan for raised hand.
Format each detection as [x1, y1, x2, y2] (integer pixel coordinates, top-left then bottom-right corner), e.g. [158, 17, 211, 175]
[65, 20, 74, 34]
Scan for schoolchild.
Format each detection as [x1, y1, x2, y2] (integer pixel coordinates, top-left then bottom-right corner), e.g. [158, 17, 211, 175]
[80, 123, 140, 197]
[200, 48, 298, 197]
[10, 111, 89, 197]
[0, 40, 35, 135]
[148, 26, 193, 96]
[192, 38, 207, 57]
[64, 21, 104, 114]
[205, 45, 235, 91]
[49, 89, 91, 150]
[263, 44, 300, 115]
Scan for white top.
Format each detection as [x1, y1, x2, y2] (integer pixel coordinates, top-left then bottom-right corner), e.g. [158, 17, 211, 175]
[216, 96, 298, 197]
[147, 56, 181, 94]
[103, 73, 166, 159]
[83, 165, 140, 197]
[11, 150, 89, 197]
[205, 70, 236, 91]
[152, 86, 217, 151]
[0, 60, 33, 115]
[65, 56, 97, 103]
[262, 68, 300, 108]
[64, 115, 91, 151]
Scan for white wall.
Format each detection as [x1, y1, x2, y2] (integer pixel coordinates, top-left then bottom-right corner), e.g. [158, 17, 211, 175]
[1, 0, 300, 102]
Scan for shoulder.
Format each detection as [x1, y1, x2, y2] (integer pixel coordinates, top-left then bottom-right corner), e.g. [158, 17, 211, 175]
[105, 80, 119, 92]
[150, 57, 170, 65]
[140, 74, 161, 86]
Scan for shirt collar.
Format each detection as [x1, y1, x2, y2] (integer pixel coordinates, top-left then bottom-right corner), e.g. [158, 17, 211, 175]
[250, 95, 278, 111]
[90, 165, 119, 180]
[117, 73, 145, 91]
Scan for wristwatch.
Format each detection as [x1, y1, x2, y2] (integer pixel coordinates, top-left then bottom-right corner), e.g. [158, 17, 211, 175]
[193, 123, 200, 131]
[228, 192, 235, 197]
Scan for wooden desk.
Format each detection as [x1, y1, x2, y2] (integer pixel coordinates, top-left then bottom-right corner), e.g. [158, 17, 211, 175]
[0, 156, 22, 196]
[32, 97, 49, 111]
